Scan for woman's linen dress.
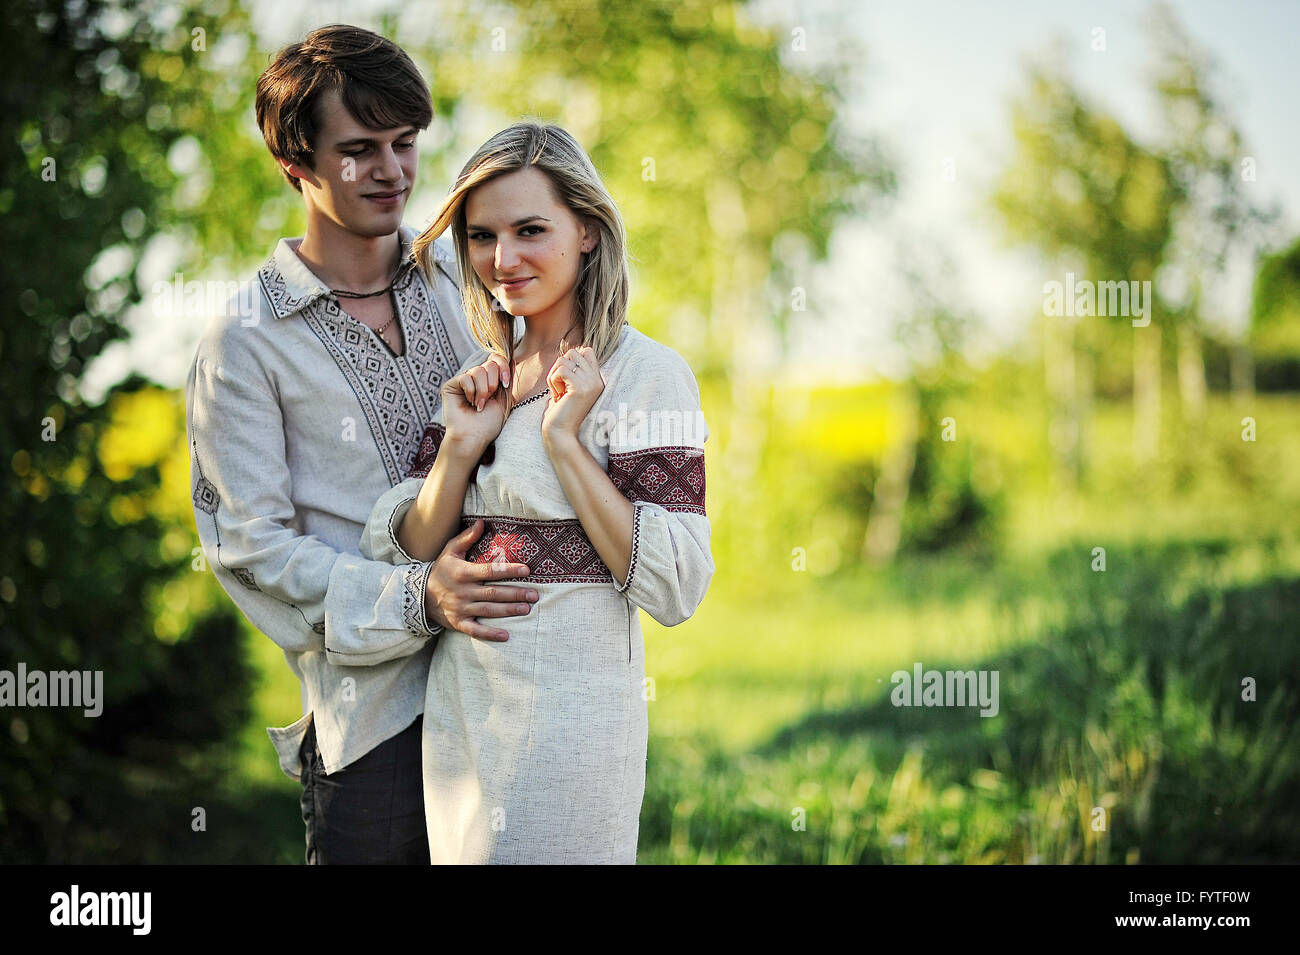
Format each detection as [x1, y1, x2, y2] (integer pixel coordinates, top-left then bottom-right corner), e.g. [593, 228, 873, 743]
[359, 323, 712, 863]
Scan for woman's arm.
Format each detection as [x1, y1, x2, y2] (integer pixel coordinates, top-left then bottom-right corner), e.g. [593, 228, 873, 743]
[541, 345, 634, 581]
[397, 357, 511, 561]
[545, 432, 635, 584]
[395, 435, 484, 562]
[544, 343, 712, 626]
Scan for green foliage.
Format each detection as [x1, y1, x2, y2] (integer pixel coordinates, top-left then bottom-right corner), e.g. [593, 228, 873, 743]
[0, 0, 267, 862]
[1250, 235, 1300, 392]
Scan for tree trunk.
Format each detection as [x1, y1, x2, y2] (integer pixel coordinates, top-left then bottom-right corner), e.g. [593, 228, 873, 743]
[1177, 322, 1207, 422]
[1133, 324, 1162, 466]
[863, 385, 919, 566]
[1230, 341, 1255, 406]
[1045, 315, 1083, 489]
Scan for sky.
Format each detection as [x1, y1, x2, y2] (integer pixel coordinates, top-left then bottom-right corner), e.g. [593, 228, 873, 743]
[80, 0, 1300, 399]
[772, 0, 1300, 381]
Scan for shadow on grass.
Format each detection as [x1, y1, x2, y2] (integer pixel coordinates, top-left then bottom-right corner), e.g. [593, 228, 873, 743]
[3, 778, 305, 864]
[641, 537, 1300, 863]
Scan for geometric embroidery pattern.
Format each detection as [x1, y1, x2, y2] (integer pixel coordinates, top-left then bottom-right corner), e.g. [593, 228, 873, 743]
[459, 515, 612, 583]
[606, 447, 705, 514]
[407, 422, 495, 481]
[232, 567, 260, 591]
[193, 476, 220, 515]
[402, 560, 437, 637]
[259, 236, 461, 487]
[407, 423, 446, 479]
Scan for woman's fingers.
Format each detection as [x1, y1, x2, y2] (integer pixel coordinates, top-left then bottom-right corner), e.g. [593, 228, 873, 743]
[469, 366, 490, 410]
[546, 360, 568, 400]
[484, 352, 511, 387]
[454, 371, 476, 407]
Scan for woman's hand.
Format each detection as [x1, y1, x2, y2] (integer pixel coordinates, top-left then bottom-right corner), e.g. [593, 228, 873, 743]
[441, 354, 510, 457]
[541, 345, 604, 452]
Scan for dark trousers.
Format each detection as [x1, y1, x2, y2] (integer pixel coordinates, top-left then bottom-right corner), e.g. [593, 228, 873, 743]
[299, 715, 429, 864]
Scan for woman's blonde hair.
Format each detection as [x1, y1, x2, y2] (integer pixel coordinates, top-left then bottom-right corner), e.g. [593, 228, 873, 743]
[413, 122, 630, 410]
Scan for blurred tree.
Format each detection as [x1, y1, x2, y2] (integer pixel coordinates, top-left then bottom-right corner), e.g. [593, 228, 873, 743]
[863, 238, 987, 563]
[1147, 1, 1278, 420]
[886, 244, 999, 559]
[1249, 235, 1300, 391]
[992, 53, 1178, 477]
[0, 0, 284, 861]
[379, 0, 893, 563]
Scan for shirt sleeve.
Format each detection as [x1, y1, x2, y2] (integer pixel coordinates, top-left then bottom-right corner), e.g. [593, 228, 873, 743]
[602, 345, 714, 627]
[187, 354, 439, 669]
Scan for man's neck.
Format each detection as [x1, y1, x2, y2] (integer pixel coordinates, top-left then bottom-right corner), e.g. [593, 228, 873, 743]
[293, 213, 403, 294]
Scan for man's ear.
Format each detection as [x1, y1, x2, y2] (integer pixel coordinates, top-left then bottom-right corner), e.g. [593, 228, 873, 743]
[280, 157, 316, 188]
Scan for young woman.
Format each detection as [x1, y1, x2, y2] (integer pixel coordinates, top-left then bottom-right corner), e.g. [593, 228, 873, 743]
[359, 122, 713, 863]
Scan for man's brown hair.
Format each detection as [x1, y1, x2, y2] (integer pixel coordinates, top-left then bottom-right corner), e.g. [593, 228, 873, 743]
[255, 24, 433, 192]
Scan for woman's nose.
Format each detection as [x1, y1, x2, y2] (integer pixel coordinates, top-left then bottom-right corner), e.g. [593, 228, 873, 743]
[495, 240, 521, 271]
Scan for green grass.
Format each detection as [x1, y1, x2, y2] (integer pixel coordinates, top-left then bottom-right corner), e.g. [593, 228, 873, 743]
[637, 537, 1300, 863]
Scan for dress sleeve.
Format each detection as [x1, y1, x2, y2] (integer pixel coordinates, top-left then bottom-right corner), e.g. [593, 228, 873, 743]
[187, 355, 438, 669]
[602, 345, 713, 627]
[358, 444, 442, 565]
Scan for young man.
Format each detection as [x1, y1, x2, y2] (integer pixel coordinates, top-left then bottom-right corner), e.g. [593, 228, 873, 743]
[185, 24, 537, 864]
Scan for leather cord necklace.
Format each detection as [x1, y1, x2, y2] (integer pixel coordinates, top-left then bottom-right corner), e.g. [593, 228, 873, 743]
[330, 250, 417, 338]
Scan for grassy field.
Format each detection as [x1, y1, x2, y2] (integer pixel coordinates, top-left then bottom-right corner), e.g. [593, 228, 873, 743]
[213, 391, 1300, 864]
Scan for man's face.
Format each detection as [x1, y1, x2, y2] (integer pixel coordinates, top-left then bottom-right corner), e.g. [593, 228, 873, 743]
[283, 88, 419, 237]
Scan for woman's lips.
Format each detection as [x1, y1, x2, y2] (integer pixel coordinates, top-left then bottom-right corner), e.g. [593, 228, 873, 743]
[499, 277, 533, 291]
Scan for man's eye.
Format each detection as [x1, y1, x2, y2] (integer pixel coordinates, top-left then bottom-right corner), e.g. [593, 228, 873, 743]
[395, 141, 415, 151]
[343, 149, 367, 157]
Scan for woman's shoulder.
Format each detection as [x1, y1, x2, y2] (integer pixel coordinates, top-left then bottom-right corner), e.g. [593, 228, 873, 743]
[606, 325, 698, 383]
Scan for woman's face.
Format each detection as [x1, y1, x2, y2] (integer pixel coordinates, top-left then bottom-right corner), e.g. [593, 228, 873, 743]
[464, 166, 594, 328]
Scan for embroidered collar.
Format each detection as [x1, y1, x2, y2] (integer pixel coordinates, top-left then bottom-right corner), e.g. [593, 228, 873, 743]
[257, 225, 455, 321]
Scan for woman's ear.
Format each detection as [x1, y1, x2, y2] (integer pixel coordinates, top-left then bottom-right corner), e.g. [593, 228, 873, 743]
[580, 218, 600, 254]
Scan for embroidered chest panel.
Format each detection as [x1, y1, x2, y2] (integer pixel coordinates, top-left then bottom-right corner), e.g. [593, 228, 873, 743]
[261, 265, 462, 487]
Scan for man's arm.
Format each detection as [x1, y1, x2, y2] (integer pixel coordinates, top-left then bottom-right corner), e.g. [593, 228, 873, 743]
[187, 353, 437, 667]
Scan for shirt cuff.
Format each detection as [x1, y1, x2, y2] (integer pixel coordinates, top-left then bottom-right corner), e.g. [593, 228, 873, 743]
[404, 559, 443, 639]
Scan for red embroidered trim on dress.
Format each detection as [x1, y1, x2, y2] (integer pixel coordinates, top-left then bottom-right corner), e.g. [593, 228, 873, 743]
[407, 423, 495, 479]
[459, 515, 612, 583]
[408, 423, 445, 478]
[606, 446, 706, 514]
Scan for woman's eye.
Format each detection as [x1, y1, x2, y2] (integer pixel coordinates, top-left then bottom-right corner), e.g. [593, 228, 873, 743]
[469, 232, 492, 242]
[520, 226, 544, 236]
